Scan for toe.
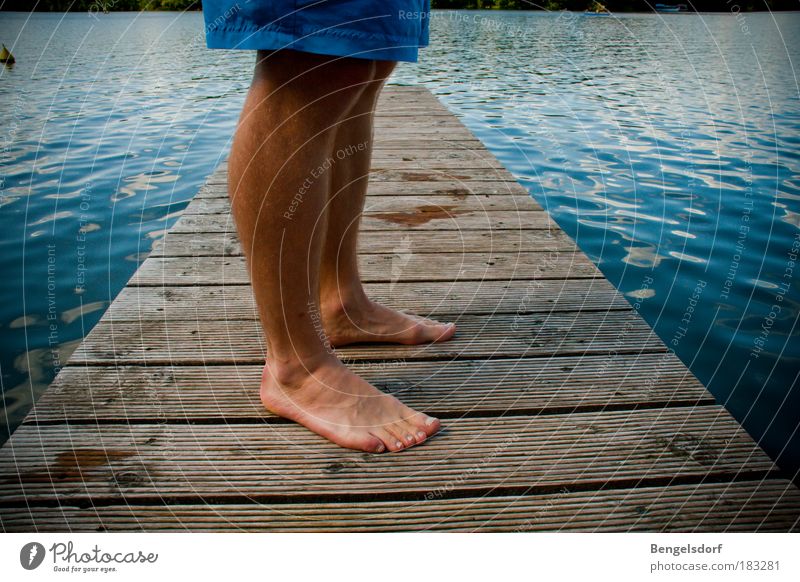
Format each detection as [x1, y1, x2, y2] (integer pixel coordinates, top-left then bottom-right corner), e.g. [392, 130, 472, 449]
[389, 419, 426, 447]
[434, 322, 456, 342]
[420, 321, 456, 343]
[341, 430, 386, 454]
[411, 413, 441, 438]
[400, 421, 424, 445]
[365, 435, 386, 454]
[375, 428, 406, 452]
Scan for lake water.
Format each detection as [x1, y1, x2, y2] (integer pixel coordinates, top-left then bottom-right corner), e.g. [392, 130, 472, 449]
[1, 10, 798, 477]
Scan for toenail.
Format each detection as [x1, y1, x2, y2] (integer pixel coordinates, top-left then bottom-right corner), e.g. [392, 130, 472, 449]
[375, 443, 385, 453]
[425, 416, 438, 426]
[405, 434, 414, 443]
[417, 431, 426, 440]
[395, 440, 403, 449]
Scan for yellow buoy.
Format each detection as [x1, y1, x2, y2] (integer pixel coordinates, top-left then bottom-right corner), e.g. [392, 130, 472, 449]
[0, 44, 15, 64]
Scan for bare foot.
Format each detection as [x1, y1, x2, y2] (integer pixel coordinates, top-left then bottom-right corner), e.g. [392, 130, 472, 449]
[260, 356, 441, 453]
[321, 297, 456, 347]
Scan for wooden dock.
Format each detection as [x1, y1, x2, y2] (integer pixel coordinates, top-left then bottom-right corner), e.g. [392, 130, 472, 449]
[2, 86, 798, 532]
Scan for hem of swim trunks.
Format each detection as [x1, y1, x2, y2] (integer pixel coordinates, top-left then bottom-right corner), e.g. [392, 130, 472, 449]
[206, 26, 427, 63]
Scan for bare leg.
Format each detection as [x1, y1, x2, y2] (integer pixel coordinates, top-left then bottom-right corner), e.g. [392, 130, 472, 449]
[318, 60, 457, 347]
[229, 50, 440, 453]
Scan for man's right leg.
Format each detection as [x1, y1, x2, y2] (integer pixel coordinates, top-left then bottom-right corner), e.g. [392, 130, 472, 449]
[319, 60, 457, 348]
[228, 50, 440, 453]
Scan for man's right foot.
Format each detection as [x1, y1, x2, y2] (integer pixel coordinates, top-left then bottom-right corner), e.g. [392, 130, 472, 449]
[260, 356, 441, 453]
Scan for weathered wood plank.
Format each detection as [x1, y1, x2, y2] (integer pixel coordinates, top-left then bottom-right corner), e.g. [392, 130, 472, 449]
[366, 128, 483, 140]
[365, 154, 504, 169]
[370, 118, 465, 127]
[373, 139, 485, 148]
[368, 168, 518, 181]
[68, 310, 665, 365]
[106, 280, 629, 321]
[150, 230, 574, 257]
[28, 352, 709, 423]
[3, 481, 798, 532]
[208, 168, 519, 184]
[129, 252, 599, 286]
[170, 210, 552, 233]
[183, 194, 539, 215]
[369, 149, 504, 163]
[197, 180, 532, 198]
[203, 141, 488, 162]
[0, 407, 777, 505]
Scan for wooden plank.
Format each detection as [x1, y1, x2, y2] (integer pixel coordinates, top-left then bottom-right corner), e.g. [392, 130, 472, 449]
[367, 168, 518, 181]
[371, 113, 458, 119]
[207, 167, 519, 184]
[106, 280, 630, 321]
[28, 352, 710, 423]
[210, 159, 516, 183]
[170, 211, 551, 233]
[129, 252, 599, 286]
[201, 140, 487, 159]
[363, 128, 481, 140]
[197, 180, 532, 198]
[0, 407, 778, 505]
[150, 230, 575, 257]
[3, 481, 798, 532]
[370, 118, 465, 127]
[183, 194, 539, 215]
[370, 149, 504, 163]
[0, 406, 775, 505]
[68, 311, 665, 365]
[372, 139, 485, 148]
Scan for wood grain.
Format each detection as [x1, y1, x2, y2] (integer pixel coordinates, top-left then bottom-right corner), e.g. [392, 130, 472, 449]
[68, 310, 664, 365]
[0, 407, 777, 505]
[150, 229, 574, 257]
[3, 481, 797, 532]
[29, 352, 710, 423]
[106, 279, 630, 320]
[129, 252, 599, 286]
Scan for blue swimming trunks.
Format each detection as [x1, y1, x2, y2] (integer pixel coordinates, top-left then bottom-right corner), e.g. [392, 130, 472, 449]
[201, 0, 431, 63]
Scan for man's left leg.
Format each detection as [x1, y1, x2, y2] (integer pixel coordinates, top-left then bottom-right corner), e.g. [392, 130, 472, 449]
[319, 60, 457, 347]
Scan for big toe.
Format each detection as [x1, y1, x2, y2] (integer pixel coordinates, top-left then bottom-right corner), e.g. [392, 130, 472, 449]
[421, 321, 456, 343]
[411, 413, 441, 438]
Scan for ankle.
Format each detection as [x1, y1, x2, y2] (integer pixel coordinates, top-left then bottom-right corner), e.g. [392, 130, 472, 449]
[319, 286, 371, 317]
[264, 352, 336, 387]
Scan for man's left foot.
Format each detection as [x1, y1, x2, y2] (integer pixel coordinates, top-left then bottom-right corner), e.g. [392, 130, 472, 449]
[322, 297, 456, 347]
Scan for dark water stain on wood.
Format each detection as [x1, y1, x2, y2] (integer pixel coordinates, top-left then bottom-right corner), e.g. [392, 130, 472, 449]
[430, 187, 470, 199]
[110, 470, 146, 486]
[394, 172, 471, 182]
[53, 449, 134, 481]
[373, 205, 468, 226]
[398, 172, 439, 181]
[322, 460, 360, 474]
[656, 434, 720, 466]
[8, 449, 135, 484]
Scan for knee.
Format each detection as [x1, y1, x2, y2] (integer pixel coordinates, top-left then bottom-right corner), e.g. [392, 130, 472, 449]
[373, 60, 397, 84]
[357, 60, 396, 107]
[254, 50, 374, 120]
